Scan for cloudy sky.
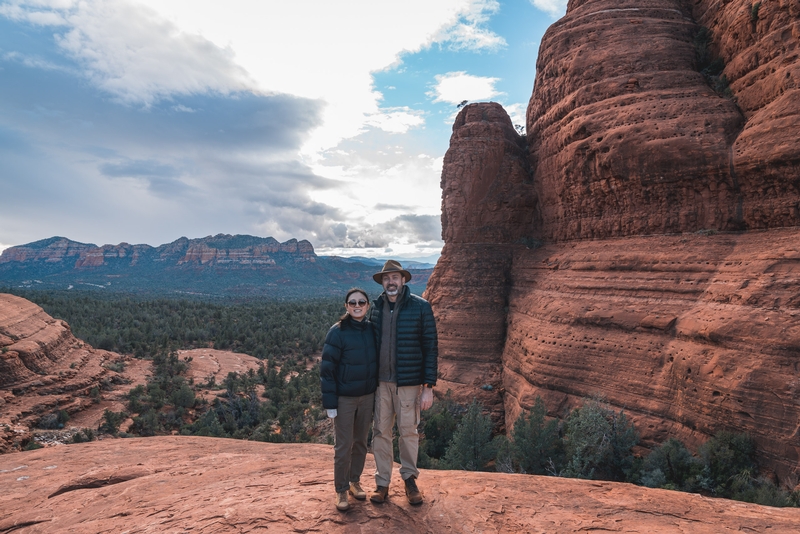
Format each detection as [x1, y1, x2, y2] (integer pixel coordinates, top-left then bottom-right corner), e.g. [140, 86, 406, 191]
[0, 0, 566, 261]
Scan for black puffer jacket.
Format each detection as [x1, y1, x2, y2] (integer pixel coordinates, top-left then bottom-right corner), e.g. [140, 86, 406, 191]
[370, 285, 438, 387]
[320, 317, 378, 409]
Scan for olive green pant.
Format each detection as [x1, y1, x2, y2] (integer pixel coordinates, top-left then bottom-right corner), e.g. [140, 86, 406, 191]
[333, 393, 374, 493]
[373, 381, 421, 487]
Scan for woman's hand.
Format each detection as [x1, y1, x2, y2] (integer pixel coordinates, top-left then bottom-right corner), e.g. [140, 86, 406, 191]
[327, 409, 338, 418]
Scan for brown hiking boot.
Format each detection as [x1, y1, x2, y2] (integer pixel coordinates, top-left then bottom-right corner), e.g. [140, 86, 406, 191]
[370, 485, 389, 503]
[349, 481, 366, 500]
[404, 476, 423, 505]
[336, 491, 350, 511]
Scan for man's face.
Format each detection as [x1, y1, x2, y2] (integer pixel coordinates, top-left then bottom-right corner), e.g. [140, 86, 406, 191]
[382, 272, 405, 297]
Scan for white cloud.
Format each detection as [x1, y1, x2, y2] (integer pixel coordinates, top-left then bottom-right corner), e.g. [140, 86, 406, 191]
[0, 243, 13, 254]
[504, 102, 527, 132]
[2, 0, 256, 105]
[529, 0, 568, 17]
[428, 71, 502, 105]
[435, 0, 505, 51]
[364, 108, 425, 134]
[0, 0, 513, 256]
[2, 0, 505, 155]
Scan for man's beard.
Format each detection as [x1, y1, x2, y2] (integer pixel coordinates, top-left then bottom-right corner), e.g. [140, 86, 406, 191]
[386, 285, 399, 295]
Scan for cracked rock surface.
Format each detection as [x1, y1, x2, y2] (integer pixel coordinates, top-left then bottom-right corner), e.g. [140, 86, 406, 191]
[3, 436, 800, 533]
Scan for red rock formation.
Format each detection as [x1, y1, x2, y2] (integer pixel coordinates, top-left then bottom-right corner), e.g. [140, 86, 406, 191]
[0, 293, 125, 452]
[0, 234, 316, 270]
[693, 0, 800, 229]
[3, 436, 800, 532]
[0, 237, 95, 265]
[502, 229, 800, 479]
[427, 0, 800, 480]
[425, 103, 535, 422]
[0, 294, 79, 388]
[528, 0, 747, 241]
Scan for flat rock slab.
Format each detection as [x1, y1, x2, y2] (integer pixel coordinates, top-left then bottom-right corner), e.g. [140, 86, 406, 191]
[2, 436, 799, 533]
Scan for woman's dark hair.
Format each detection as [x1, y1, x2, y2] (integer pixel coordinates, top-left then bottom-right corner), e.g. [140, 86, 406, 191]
[338, 287, 369, 324]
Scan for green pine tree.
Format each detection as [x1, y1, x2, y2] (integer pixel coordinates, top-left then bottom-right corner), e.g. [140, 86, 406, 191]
[442, 399, 494, 471]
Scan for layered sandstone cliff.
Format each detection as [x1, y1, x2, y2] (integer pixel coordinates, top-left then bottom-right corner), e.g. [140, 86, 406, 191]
[427, 0, 800, 479]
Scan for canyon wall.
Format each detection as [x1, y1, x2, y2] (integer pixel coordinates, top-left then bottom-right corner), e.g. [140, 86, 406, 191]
[427, 0, 800, 478]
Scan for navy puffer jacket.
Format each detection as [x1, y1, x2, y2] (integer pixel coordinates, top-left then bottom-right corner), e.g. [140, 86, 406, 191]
[370, 285, 438, 387]
[320, 317, 378, 409]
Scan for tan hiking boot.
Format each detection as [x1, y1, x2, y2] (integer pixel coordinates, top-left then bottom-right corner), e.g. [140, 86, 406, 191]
[336, 491, 350, 511]
[370, 485, 389, 503]
[349, 481, 366, 500]
[404, 476, 423, 505]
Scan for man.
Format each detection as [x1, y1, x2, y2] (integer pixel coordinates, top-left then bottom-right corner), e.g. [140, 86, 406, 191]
[368, 259, 438, 505]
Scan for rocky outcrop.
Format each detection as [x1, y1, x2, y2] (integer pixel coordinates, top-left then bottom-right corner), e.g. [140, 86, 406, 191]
[425, 104, 535, 423]
[0, 294, 83, 388]
[3, 436, 800, 533]
[427, 0, 800, 480]
[0, 293, 126, 453]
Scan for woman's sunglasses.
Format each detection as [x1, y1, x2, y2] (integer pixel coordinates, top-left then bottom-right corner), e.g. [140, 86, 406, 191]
[347, 299, 368, 307]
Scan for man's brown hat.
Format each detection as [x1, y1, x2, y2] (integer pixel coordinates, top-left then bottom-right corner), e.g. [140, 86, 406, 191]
[373, 259, 412, 284]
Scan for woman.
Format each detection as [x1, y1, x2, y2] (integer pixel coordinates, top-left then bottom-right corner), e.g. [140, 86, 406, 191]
[320, 287, 378, 512]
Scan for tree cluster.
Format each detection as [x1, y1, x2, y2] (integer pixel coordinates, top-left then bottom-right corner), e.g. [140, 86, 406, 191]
[10, 289, 341, 361]
[428, 396, 799, 508]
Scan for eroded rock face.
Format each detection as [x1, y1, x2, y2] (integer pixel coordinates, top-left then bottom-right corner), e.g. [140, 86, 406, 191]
[3, 436, 800, 533]
[0, 294, 125, 453]
[528, 0, 747, 241]
[0, 294, 79, 388]
[502, 230, 800, 479]
[427, 0, 800, 480]
[425, 103, 535, 421]
[693, 0, 800, 229]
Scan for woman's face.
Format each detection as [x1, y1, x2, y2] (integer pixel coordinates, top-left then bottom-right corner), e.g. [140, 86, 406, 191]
[346, 291, 369, 321]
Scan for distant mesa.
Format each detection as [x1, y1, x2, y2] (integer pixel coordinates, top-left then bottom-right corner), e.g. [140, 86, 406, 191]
[0, 235, 434, 299]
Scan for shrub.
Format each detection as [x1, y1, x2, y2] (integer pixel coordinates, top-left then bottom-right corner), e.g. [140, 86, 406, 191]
[38, 409, 70, 430]
[71, 428, 95, 443]
[493, 435, 515, 473]
[23, 440, 43, 451]
[442, 399, 495, 471]
[99, 409, 127, 435]
[562, 398, 638, 481]
[419, 392, 460, 460]
[640, 438, 700, 490]
[698, 431, 757, 497]
[171, 384, 196, 409]
[511, 396, 562, 475]
[750, 2, 762, 23]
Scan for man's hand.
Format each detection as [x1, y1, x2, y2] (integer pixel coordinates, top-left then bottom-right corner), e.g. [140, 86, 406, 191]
[327, 409, 338, 418]
[420, 387, 434, 411]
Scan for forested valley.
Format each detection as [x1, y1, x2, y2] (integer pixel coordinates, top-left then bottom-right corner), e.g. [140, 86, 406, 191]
[7, 288, 798, 509]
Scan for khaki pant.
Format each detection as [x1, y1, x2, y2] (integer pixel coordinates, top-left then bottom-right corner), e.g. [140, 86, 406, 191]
[333, 393, 374, 493]
[373, 381, 420, 487]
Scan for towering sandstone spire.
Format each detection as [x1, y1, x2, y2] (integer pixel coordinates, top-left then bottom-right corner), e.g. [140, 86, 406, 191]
[426, 0, 800, 478]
